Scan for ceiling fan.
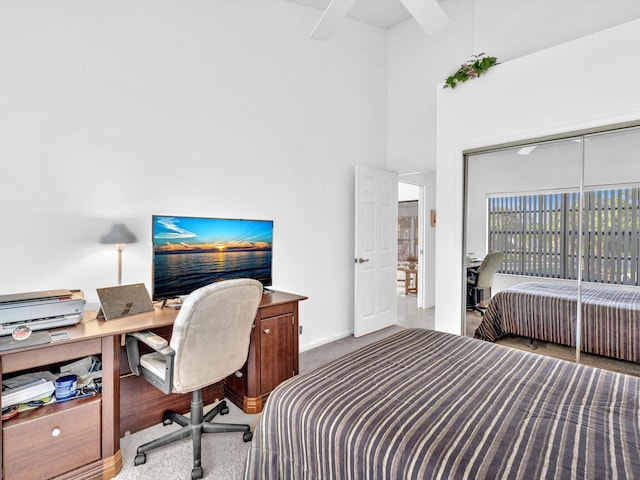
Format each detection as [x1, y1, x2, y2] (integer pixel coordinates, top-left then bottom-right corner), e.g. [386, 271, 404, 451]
[310, 0, 449, 40]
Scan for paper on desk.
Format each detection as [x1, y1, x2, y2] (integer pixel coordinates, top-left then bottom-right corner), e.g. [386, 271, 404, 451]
[60, 355, 101, 377]
[2, 379, 55, 406]
[2, 371, 58, 389]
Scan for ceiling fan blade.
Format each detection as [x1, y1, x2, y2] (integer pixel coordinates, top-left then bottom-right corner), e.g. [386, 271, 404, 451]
[310, 0, 357, 41]
[399, 0, 449, 34]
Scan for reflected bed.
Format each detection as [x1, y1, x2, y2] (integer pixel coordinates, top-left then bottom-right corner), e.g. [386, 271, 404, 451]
[475, 281, 640, 363]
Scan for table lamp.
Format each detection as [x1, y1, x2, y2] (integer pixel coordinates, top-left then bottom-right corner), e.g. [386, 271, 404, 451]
[100, 223, 138, 285]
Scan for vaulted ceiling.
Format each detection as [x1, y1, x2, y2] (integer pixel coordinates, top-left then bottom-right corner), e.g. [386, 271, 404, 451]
[285, 0, 412, 29]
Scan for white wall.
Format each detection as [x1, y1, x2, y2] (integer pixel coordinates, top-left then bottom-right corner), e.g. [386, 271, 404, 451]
[0, 0, 387, 350]
[387, 0, 640, 174]
[435, 18, 640, 334]
[398, 182, 420, 202]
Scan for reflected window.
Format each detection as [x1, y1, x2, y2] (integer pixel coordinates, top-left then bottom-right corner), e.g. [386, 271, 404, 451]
[488, 187, 640, 286]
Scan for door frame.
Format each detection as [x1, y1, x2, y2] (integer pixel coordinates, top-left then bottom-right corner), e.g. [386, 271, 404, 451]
[398, 172, 433, 309]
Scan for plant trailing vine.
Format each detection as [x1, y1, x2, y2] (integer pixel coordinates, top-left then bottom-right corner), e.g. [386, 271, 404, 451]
[444, 53, 498, 89]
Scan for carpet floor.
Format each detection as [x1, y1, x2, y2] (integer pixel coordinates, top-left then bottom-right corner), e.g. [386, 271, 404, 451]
[116, 400, 258, 480]
[466, 311, 640, 377]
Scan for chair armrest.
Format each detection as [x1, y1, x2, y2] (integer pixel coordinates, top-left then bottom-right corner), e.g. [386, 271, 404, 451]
[125, 331, 176, 394]
[130, 331, 169, 350]
[125, 331, 173, 376]
[467, 268, 480, 285]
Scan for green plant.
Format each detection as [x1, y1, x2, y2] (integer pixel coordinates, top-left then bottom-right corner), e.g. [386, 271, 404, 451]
[444, 53, 498, 89]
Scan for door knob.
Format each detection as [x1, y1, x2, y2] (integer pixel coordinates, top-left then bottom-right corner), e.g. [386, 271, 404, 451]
[355, 258, 370, 263]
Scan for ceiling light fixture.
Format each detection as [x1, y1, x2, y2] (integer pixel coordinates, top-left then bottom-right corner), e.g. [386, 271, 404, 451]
[517, 146, 537, 155]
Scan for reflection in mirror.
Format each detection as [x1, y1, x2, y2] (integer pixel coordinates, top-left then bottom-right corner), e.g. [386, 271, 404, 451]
[580, 126, 640, 376]
[464, 126, 640, 377]
[465, 138, 582, 358]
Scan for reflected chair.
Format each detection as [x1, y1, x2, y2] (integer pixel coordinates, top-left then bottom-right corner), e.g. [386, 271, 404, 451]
[125, 278, 263, 480]
[467, 252, 504, 315]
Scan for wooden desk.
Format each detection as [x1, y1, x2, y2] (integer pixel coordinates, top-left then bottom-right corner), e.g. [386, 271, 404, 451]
[223, 290, 307, 414]
[0, 290, 306, 480]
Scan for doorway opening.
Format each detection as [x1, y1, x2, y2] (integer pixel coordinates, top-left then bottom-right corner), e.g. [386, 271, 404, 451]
[398, 184, 419, 298]
[397, 181, 433, 328]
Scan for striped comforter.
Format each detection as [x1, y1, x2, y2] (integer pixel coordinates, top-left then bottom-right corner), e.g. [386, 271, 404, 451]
[475, 282, 640, 363]
[244, 328, 640, 479]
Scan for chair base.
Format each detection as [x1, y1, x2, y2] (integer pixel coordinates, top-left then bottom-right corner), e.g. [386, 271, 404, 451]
[467, 285, 490, 316]
[466, 304, 487, 315]
[134, 392, 252, 479]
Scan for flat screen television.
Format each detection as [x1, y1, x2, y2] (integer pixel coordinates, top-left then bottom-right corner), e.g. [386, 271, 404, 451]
[152, 215, 273, 300]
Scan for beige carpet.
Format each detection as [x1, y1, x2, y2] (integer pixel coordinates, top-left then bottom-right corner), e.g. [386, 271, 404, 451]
[466, 311, 640, 377]
[116, 400, 258, 480]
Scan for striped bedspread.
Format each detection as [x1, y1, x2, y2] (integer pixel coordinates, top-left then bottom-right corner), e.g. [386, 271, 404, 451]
[244, 328, 640, 479]
[475, 282, 640, 363]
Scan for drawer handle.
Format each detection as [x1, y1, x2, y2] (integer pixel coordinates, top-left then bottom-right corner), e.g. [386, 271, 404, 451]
[263, 329, 270, 335]
[51, 427, 61, 437]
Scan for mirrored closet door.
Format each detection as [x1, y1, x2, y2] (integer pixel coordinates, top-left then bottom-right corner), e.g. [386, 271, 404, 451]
[464, 124, 640, 373]
[580, 126, 640, 370]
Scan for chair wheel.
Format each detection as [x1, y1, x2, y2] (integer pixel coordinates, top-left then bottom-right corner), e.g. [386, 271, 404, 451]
[134, 453, 146, 466]
[191, 466, 203, 479]
[243, 431, 253, 442]
[162, 411, 174, 425]
[220, 406, 229, 415]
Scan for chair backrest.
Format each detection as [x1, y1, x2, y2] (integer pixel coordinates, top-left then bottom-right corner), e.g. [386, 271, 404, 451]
[476, 252, 504, 288]
[169, 278, 263, 394]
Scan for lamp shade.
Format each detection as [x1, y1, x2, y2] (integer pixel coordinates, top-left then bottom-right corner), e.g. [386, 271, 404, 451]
[99, 223, 138, 244]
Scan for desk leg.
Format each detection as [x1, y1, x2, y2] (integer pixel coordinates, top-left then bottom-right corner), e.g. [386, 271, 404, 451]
[405, 270, 410, 295]
[101, 335, 122, 479]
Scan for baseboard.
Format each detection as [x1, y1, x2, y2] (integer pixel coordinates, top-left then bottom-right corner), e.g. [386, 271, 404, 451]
[299, 330, 353, 352]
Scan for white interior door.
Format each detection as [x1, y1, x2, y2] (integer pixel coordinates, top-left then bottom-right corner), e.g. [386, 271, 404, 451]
[354, 165, 398, 337]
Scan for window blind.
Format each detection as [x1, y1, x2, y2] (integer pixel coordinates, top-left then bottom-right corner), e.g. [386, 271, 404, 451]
[488, 188, 640, 285]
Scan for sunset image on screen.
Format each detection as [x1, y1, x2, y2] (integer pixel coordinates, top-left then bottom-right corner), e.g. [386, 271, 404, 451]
[153, 216, 272, 254]
[152, 215, 273, 300]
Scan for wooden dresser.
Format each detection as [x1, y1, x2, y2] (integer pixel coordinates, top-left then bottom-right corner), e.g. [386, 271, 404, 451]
[224, 290, 305, 414]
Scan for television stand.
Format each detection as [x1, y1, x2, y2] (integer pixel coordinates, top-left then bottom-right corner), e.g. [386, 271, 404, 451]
[159, 298, 183, 310]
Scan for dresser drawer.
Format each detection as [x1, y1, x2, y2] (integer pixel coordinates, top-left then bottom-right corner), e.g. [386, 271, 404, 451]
[259, 302, 294, 319]
[3, 398, 101, 480]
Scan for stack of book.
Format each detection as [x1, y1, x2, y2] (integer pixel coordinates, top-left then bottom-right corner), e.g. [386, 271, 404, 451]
[2, 378, 55, 407]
